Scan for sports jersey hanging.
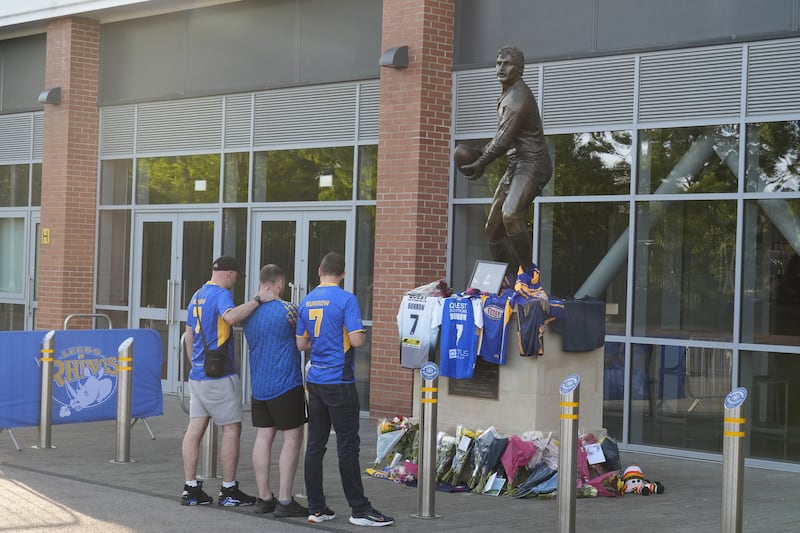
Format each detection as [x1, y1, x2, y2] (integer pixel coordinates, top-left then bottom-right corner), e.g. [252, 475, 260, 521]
[397, 293, 443, 369]
[436, 295, 483, 379]
[510, 264, 565, 357]
[478, 291, 513, 365]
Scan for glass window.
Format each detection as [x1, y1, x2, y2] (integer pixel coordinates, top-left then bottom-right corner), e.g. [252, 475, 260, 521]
[354, 327, 372, 409]
[100, 159, 133, 205]
[628, 342, 730, 453]
[539, 202, 629, 335]
[224, 153, 249, 203]
[0, 303, 25, 330]
[451, 204, 494, 291]
[633, 200, 736, 340]
[602, 341, 625, 441]
[453, 138, 507, 199]
[355, 206, 375, 320]
[637, 125, 739, 194]
[252, 147, 354, 202]
[740, 199, 800, 346]
[93, 308, 128, 329]
[31, 163, 41, 206]
[745, 121, 800, 193]
[550, 131, 632, 196]
[136, 154, 221, 204]
[357, 145, 378, 200]
[0, 217, 24, 293]
[222, 208, 248, 304]
[96, 211, 131, 306]
[740, 350, 799, 462]
[0, 164, 29, 207]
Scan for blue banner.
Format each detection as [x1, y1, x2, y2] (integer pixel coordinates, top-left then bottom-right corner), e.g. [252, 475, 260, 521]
[0, 329, 163, 428]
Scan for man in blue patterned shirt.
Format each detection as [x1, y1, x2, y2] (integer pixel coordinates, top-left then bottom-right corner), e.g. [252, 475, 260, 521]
[242, 264, 308, 518]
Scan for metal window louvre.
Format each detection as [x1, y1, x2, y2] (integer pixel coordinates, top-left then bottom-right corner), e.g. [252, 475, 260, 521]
[747, 40, 800, 117]
[136, 97, 222, 153]
[543, 57, 635, 129]
[639, 47, 742, 123]
[455, 68, 498, 136]
[100, 105, 135, 156]
[358, 81, 380, 140]
[33, 113, 44, 160]
[224, 94, 252, 149]
[253, 84, 356, 147]
[0, 114, 32, 161]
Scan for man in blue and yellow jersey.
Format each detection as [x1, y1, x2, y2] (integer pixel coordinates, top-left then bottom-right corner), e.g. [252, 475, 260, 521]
[296, 252, 394, 527]
[181, 255, 271, 508]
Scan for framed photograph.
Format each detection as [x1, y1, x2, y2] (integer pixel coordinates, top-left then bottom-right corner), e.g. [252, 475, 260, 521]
[468, 260, 508, 294]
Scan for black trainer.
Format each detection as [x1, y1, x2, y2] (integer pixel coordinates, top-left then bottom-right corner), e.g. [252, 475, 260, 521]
[217, 482, 256, 507]
[349, 507, 395, 527]
[254, 495, 276, 514]
[274, 498, 309, 518]
[181, 481, 213, 506]
[307, 507, 336, 523]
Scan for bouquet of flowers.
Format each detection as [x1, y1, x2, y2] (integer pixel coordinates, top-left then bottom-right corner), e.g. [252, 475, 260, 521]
[374, 415, 415, 466]
[467, 426, 497, 489]
[435, 432, 457, 482]
[394, 420, 419, 464]
[442, 424, 478, 485]
[473, 433, 509, 494]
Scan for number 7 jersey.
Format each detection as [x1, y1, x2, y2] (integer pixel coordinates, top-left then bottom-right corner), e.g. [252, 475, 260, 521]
[435, 295, 483, 379]
[397, 294, 443, 369]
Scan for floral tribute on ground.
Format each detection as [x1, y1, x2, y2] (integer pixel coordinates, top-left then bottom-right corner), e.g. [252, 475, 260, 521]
[366, 422, 664, 499]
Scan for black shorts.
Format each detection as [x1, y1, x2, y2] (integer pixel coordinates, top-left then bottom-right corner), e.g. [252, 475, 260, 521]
[251, 385, 307, 430]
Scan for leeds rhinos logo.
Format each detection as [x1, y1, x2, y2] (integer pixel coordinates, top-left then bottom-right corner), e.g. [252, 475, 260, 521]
[52, 345, 119, 418]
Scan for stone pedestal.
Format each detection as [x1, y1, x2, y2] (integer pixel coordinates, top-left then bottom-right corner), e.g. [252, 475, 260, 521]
[413, 321, 604, 435]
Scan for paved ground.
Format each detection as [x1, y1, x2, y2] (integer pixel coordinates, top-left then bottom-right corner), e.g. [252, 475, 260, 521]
[0, 394, 796, 532]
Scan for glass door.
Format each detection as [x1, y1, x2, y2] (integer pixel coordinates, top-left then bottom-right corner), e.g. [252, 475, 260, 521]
[25, 214, 40, 330]
[132, 212, 219, 393]
[250, 209, 374, 410]
[251, 211, 352, 303]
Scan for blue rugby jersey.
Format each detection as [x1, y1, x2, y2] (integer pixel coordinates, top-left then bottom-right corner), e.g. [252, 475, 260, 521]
[243, 299, 303, 400]
[436, 295, 483, 379]
[296, 283, 365, 385]
[185, 282, 236, 380]
[478, 292, 513, 365]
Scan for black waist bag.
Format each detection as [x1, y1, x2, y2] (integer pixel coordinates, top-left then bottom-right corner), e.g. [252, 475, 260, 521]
[203, 347, 227, 378]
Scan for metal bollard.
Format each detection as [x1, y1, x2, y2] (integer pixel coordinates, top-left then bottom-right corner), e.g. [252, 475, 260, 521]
[111, 337, 135, 463]
[201, 422, 219, 479]
[721, 387, 748, 533]
[557, 374, 581, 533]
[412, 362, 441, 519]
[36, 330, 57, 450]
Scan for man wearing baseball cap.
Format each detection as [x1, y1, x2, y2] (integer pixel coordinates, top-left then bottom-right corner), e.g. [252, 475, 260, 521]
[181, 255, 274, 507]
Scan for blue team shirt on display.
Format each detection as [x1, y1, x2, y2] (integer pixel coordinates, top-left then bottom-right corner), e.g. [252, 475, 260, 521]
[185, 282, 236, 380]
[296, 283, 364, 385]
[436, 295, 483, 379]
[478, 293, 513, 365]
[243, 299, 303, 400]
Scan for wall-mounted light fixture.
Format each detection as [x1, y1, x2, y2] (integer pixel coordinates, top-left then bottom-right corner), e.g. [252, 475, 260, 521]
[38, 87, 61, 105]
[379, 46, 409, 69]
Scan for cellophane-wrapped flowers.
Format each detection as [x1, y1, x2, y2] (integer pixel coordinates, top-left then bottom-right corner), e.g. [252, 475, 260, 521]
[442, 424, 478, 484]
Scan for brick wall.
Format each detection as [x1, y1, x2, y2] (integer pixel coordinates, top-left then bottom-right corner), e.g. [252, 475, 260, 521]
[37, 18, 100, 330]
[370, 1, 455, 420]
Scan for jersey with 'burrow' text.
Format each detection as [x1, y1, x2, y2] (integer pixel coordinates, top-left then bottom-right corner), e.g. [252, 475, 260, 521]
[397, 294, 442, 369]
[436, 295, 483, 379]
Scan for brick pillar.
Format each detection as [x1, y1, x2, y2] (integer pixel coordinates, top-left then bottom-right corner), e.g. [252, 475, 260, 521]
[37, 18, 100, 330]
[370, 1, 454, 420]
